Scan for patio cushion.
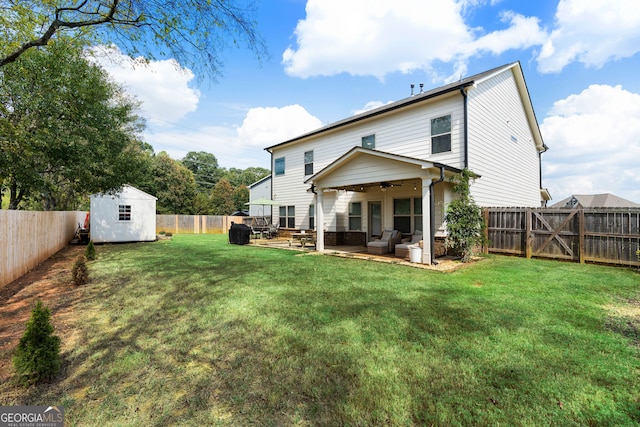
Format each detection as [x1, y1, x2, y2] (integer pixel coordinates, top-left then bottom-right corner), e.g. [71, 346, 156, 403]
[395, 230, 423, 258]
[367, 229, 401, 254]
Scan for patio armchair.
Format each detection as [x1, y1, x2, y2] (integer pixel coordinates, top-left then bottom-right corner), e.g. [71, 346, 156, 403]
[394, 230, 423, 258]
[367, 229, 401, 255]
[267, 223, 280, 239]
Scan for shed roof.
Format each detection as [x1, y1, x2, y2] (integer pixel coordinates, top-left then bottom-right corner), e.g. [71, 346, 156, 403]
[90, 184, 157, 200]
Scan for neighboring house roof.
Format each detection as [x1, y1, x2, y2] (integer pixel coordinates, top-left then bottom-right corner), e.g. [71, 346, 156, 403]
[266, 61, 546, 154]
[249, 175, 271, 189]
[551, 193, 640, 208]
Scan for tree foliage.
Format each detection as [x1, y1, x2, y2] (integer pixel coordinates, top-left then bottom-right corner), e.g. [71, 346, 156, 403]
[13, 301, 61, 385]
[0, 39, 151, 210]
[444, 169, 486, 262]
[210, 178, 236, 215]
[0, 0, 267, 79]
[144, 152, 197, 214]
[181, 151, 222, 191]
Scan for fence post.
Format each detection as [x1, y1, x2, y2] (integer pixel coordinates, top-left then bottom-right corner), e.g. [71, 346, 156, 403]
[525, 208, 532, 259]
[579, 209, 585, 264]
[483, 208, 489, 254]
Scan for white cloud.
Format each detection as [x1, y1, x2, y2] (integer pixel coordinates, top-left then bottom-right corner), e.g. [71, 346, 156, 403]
[536, 0, 640, 73]
[88, 46, 200, 125]
[468, 11, 546, 56]
[351, 101, 393, 116]
[237, 105, 323, 148]
[145, 105, 323, 169]
[282, 0, 545, 81]
[282, 0, 472, 79]
[541, 84, 640, 203]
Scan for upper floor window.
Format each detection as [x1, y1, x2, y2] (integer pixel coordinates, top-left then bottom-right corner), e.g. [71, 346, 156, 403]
[431, 114, 451, 154]
[275, 157, 285, 176]
[304, 150, 314, 175]
[362, 134, 375, 149]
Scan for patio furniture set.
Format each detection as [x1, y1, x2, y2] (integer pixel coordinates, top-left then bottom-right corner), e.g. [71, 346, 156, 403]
[367, 229, 423, 260]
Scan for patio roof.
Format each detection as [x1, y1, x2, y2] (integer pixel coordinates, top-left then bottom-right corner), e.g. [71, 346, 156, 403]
[304, 146, 463, 190]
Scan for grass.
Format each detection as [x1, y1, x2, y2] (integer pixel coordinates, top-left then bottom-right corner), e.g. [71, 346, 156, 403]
[2, 234, 639, 426]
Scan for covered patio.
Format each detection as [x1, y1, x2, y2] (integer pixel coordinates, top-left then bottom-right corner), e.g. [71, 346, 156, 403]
[304, 147, 462, 265]
[246, 236, 466, 271]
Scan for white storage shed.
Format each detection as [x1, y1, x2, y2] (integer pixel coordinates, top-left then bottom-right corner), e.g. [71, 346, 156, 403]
[90, 185, 157, 243]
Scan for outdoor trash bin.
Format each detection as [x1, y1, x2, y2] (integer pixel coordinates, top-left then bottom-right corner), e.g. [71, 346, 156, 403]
[410, 245, 422, 263]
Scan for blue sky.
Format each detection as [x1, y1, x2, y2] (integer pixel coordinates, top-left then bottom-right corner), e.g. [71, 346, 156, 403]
[94, 0, 640, 203]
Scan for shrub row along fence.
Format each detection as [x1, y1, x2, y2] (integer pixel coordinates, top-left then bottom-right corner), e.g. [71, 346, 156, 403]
[1, 210, 87, 287]
[484, 207, 640, 267]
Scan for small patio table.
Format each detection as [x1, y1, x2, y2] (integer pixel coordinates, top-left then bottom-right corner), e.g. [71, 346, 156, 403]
[288, 232, 316, 248]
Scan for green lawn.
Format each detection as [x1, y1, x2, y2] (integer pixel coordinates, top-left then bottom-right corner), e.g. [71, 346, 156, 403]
[4, 234, 640, 426]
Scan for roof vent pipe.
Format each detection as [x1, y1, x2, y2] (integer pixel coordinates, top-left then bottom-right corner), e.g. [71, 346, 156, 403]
[419, 83, 424, 93]
[410, 84, 415, 96]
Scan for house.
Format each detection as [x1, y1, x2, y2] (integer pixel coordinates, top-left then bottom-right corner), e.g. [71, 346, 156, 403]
[248, 175, 273, 217]
[90, 184, 157, 243]
[265, 61, 549, 264]
[551, 193, 640, 209]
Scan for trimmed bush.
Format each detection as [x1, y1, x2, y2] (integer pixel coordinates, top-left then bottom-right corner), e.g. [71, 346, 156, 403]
[85, 240, 96, 260]
[72, 255, 89, 286]
[13, 301, 61, 385]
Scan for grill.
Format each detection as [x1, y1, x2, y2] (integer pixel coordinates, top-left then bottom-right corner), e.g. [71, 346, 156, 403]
[228, 222, 251, 245]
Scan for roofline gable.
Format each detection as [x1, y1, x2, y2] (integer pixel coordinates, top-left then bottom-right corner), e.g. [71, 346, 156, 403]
[266, 61, 547, 152]
[90, 184, 158, 200]
[304, 147, 462, 185]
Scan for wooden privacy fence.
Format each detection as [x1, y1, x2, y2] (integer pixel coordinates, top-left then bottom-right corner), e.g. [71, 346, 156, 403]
[485, 207, 640, 267]
[1, 210, 87, 287]
[156, 215, 247, 235]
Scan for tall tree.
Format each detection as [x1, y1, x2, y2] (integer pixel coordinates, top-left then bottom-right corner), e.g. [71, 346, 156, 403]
[223, 166, 269, 188]
[145, 152, 197, 214]
[0, 0, 267, 78]
[0, 40, 150, 210]
[181, 151, 222, 191]
[210, 178, 235, 215]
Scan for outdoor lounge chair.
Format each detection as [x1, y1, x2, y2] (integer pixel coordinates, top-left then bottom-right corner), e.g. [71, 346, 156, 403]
[394, 230, 423, 258]
[367, 229, 401, 255]
[267, 223, 280, 239]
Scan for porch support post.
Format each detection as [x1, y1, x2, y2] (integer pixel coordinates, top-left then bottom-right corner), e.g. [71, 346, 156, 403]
[421, 178, 432, 264]
[316, 190, 325, 251]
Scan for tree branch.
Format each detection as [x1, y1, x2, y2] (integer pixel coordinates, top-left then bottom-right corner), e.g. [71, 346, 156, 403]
[0, 0, 144, 67]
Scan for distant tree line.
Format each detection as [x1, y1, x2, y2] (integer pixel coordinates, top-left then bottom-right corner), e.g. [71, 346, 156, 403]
[0, 39, 268, 214]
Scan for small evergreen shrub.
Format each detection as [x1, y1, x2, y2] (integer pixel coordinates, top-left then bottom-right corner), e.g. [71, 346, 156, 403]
[72, 255, 89, 286]
[13, 301, 61, 385]
[85, 240, 96, 260]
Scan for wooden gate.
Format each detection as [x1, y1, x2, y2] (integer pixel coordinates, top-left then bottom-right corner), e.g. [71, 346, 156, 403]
[528, 209, 580, 261]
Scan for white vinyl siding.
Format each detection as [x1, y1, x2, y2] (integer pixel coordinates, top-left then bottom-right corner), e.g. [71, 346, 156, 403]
[269, 65, 543, 231]
[270, 97, 464, 231]
[467, 70, 541, 207]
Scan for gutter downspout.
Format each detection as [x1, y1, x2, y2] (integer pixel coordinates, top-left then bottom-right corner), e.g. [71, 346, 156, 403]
[460, 87, 469, 169]
[265, 148, 275, 215]
[429, 165, 446, 264]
